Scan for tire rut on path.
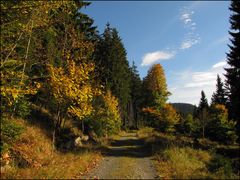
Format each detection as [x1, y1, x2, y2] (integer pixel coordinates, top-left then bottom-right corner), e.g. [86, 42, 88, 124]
[83, 132, 158, 179]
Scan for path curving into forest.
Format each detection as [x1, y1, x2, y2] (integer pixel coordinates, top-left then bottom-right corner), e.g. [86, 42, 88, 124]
[83, 132, 158, 179]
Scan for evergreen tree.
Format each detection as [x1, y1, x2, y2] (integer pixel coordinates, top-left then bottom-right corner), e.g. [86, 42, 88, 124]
[198, 90, 209, 138]
[211, 74, 227, 105]
[94, 23, 113, 86]
[198, 91, 208, 110]
[94, 24, 131, 127]
[110, 28, 131, 111]
[129, 61, 143, 128]
[207, 104, 237, 144]
[225, 1, 240, 139]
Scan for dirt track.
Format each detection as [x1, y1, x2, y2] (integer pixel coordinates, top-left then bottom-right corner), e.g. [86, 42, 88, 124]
[83, 132, 158, 179]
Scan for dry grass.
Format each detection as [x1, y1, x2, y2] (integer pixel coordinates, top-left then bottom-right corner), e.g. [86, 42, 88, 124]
[5, 151, 101, 179]
[136, 127, 154, 138]
[154, 147, 211, 179]
[153, 136, 239, 179]
[1, 118, 102, 179]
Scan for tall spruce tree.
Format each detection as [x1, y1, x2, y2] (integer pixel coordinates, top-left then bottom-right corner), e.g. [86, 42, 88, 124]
[225, 1, 240, 138]
[129, 61, 143, 128]
[94, 24, 131, 127]
[198, 90, 209, 138]
[94, 23, 112, 86]
[211, 74, 227, 105]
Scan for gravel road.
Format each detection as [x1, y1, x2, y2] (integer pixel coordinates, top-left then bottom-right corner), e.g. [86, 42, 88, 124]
[83, 132, 158, 179]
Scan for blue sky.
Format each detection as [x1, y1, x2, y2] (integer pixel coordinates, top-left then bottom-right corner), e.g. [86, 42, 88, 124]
[82, 1, 231, 105]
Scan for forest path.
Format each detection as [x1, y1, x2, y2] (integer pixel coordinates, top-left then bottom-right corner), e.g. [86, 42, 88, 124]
[83, 132, 158, 179]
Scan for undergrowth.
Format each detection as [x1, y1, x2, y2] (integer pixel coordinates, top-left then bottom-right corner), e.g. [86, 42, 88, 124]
[151, 132, 239, 179]
[1, 118, 102, 179]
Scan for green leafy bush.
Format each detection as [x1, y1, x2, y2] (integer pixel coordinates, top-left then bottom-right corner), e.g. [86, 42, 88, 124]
[177, 114, 200, 136]
[207, 104, 237, 144]
[87, 90, 121, 137]
[0, 117, 24, 153]
[208, 154, 233, 179]
[159, 104, 180, 133]
[11, 96, 31, 118]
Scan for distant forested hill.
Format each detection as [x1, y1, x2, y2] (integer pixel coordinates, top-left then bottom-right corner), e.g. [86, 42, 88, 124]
[171, 103, 196, 116]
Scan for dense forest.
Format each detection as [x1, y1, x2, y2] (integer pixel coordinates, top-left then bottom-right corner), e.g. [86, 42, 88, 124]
[1, 1, 239, 179]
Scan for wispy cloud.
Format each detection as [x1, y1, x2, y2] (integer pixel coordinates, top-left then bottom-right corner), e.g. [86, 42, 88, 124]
[168, 59, 227, 104]
[212, 61, 227, 69]
[184, 71, 216, 88]
[141, 51, 175, 66]
[179, 8, 200, 50]
[140, 4, 201, 65]
[184, 81, 215, 88]
[180, 36, 200, 50]
[180, 11, 194, 27]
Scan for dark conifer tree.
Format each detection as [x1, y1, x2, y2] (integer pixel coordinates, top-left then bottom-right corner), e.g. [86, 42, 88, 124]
[225, 1, 240, 138]
[198, 91, 209, 110]
[94, 24, 131, 127]
[94, 23, 113, 87]
[110, 28, 131, 112]
[129, 61, 143, 128]
[211, 74, 227, 105]
[198, 90, 209, 138]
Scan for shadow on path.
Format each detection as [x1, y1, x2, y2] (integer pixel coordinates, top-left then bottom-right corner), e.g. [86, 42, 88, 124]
[100, 134, 152, 158]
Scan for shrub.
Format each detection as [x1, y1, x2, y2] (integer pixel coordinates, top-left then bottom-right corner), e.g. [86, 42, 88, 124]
[88, 90, 121, 137]
[11, 96, 31, 118]
[142, 104, 180, 133]
[208, 154, 233, 179]
[179, 114, 200, 136]
[0, 117, 24, 153]
[207, 104, 237, 144]
[159, 104, 180, 133]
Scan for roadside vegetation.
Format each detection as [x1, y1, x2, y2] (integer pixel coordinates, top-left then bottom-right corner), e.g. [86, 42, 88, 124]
[138, 127, 239, 179]
[1, 118, 102, 179]
[1, 0, 239, 179]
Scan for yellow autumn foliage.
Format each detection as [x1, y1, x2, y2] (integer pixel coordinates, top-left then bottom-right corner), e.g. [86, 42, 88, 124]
[142, 104, 180, 133]
[89, 90, 121, 136]
[1, 64, 41, 107]
[48, 59, 101, 120]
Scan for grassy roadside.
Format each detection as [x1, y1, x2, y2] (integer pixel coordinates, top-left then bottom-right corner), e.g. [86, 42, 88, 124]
[1, 118, 102, 179]
[137, 127, 240, 179]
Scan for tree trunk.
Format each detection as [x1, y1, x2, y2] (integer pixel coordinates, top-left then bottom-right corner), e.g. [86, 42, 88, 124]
[202, 124, 205, 139]
[52, 103, 61, 155]
[82, 120, 84, 133]
[52, 128, 56, 155]
[127, 100, 134, 128]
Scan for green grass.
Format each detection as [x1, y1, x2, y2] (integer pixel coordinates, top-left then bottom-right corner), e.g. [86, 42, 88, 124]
[152, 134, 239, 179]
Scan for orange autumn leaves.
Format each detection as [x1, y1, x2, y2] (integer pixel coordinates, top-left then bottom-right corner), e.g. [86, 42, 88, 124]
[142, 64, 179, 132]
[143, 64, 168, 94]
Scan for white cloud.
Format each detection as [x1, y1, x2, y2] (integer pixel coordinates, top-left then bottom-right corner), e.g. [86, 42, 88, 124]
[212, 61, 227, 69]
[184, 81, 215, 88]
[168, 60, 227, 104]
[179, 8, 200, 50]
[180, 38, 199, 49]
[141, 51, 175, 66]
[180, 11, 194, 25]
[192, 72, 216, 82]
